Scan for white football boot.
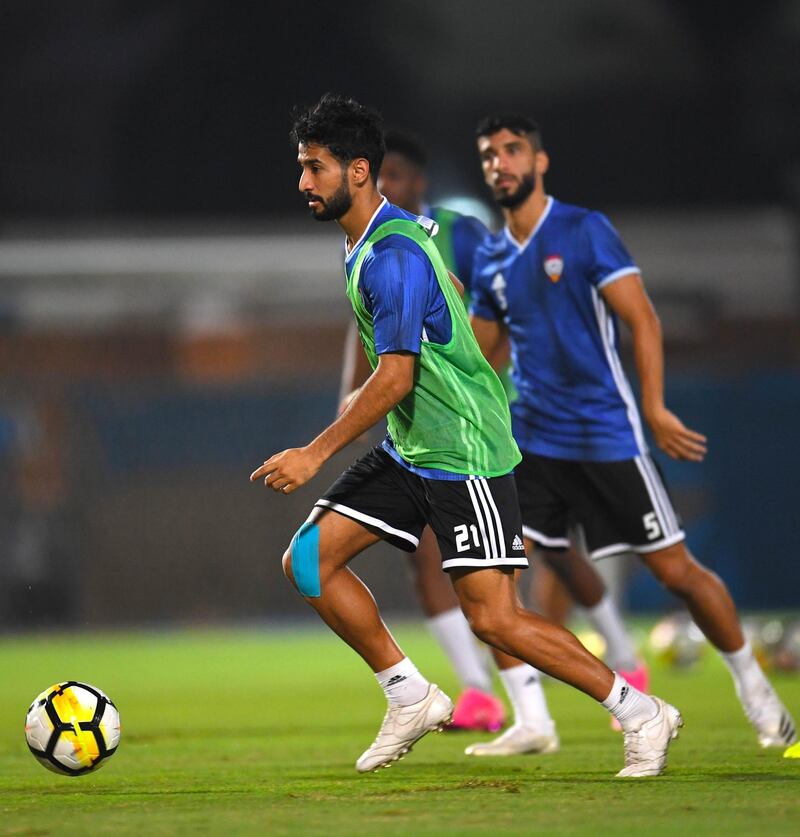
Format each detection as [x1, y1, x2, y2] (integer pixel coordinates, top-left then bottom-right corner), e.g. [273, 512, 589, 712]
[616, 696, 682, 778]
[739, 682, 797, 748]
[465, 723, 560, 757]
[356, 685, 453, 773]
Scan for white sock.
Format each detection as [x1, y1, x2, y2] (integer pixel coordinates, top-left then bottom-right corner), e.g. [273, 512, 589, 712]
[585, 593, 638, 671]
[426, 607, 493, 693]
[375, 658, 430, 706]
[499, 664, 555, 732]
[602, 672, 658, 731]
[721, 640, 769, 698]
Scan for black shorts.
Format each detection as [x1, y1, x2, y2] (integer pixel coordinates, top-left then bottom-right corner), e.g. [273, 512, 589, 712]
[316, 447, 528, 572]
[515, 451, 685, 560]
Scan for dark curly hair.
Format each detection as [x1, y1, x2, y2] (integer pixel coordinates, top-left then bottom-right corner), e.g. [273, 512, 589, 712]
[291, 93, 385, 183]
[475, 113, 544, 151]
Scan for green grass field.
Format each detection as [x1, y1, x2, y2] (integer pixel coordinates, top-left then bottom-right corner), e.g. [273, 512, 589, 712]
[1, 623, 798, 836]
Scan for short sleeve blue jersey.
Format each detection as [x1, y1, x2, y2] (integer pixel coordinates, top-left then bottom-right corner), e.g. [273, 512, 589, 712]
[345, 198, 453, 354]
[470, 196, 646, 461]
[345, 198, 470, 480]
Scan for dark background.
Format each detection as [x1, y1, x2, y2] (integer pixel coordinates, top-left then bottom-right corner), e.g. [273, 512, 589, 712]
[2, 1, 799, 219]
[1, 1, 799, 627]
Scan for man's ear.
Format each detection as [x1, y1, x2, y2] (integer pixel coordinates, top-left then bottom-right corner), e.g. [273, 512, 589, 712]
[536, 150, 550, 177]
[351, 157, 371, 187]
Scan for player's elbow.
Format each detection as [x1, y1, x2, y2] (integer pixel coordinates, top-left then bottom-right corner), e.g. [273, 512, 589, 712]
[388, 375, 414, 402]
[631, 304, 661, 337]
[375, 353, 415, 404]
[377, 369, 414, 404]
[647, 306, 662, 333]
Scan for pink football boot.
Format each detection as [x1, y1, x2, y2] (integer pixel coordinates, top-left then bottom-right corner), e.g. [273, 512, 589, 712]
[449, 687, 506, 732]
[611, 661, 650, 731]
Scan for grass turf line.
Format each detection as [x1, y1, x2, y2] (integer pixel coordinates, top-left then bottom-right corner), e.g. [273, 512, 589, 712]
[0, 624, 798, 836]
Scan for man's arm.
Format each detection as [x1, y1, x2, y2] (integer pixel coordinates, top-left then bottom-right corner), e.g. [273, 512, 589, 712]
[338, 321, 373, 415]
[601, 273, 707, 461]
[470, 314, 510, 372]
[251, 352, 415, 493]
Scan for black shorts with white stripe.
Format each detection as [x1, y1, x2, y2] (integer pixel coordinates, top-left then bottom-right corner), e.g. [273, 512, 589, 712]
[515, 451, 685, 560]
[315, 446, 528, 572]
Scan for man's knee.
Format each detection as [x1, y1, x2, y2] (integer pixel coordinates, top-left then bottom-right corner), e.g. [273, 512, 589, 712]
[540, 547, 573, 577]
[645, 544, 702, 593]
[281, 548, 295, 583]
[462, 601, 512, 647]
[283, 522, 322, 598]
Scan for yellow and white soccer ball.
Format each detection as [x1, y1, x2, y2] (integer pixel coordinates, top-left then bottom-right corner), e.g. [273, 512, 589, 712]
[25, 682, 121, 775]
[772, 619, 800, 673]
[649, 612, 707, 668]
[742, 617, 800, 672]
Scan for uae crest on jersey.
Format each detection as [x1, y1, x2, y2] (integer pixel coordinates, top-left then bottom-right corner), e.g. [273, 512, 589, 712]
[544, 254, 563, 283]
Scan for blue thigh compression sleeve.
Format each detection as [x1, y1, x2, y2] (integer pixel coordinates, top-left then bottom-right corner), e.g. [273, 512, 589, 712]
[289, 522, 321, 597]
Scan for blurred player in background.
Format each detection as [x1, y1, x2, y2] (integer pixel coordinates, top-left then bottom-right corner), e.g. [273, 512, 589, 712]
[467, 112, 796, 754]
[340, 131, 646, 747]
[253, 93, 682, 778]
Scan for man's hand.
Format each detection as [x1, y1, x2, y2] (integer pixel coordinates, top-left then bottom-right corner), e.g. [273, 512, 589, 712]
[250, 446, 324, 495]
[645, 406, 708, 462]
[251, 352, 414, 497]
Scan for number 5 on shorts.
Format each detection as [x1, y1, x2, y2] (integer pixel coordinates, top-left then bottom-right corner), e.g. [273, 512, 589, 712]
[643, 511, 662, 540]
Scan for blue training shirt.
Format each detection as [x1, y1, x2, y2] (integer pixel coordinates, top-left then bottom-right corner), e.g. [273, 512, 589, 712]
[345, 198, 472, 480]
[423, 205, 488, 295]
[450, 214, 490, 295]
[470, 196, 646, 462]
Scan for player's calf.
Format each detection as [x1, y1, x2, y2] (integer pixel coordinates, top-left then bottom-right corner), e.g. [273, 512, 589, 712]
[643, 545, 745, 652]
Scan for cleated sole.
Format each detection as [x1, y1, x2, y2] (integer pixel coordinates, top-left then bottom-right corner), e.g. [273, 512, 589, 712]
[368, 712, 454, 772]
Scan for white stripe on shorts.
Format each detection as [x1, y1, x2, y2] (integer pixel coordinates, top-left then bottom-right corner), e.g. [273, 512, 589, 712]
[641, 454, 680, 533]
[442, 556, 529, 571]
[472, 478, 498, 557]
[313, 500, 420, 548]
[465, 480, 491, 559]
[477, 478, 506, 555]
[590, 531, 686, 561]
[634, 455, 679, 538]
[522, 525, 570, 549]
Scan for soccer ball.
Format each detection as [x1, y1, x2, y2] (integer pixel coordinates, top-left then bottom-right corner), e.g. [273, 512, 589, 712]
[741, 617, 800, 672]
[25, 682, 120, 775]
[649, 612, 707, 668]
[773, 619, 800, 672]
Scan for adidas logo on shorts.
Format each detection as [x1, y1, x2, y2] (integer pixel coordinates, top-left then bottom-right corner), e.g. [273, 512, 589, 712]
[512, 534, 524, 552]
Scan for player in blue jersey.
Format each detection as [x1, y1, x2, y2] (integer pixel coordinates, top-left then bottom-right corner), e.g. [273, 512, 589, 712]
[253, 94, 683, 777]
[466, 112, 796, 754]
[341, 131, 646, 745]
[339, 131, 510, 732]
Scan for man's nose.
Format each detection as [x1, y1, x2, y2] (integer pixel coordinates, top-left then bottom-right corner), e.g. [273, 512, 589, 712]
[492, 154, 508, 174]
[298, 170, 313, 193]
